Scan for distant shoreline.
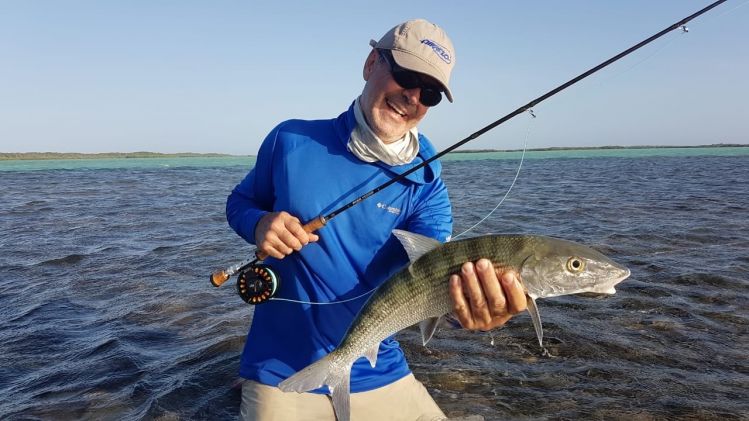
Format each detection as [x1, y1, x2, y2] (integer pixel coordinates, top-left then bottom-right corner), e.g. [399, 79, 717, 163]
[1, 144, 746, 161]
[0, 152, 242, 161]
[449, 143, 748, 154]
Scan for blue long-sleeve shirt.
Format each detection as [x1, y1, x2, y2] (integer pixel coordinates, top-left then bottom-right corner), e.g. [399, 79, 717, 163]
[226, 102, 452, 393]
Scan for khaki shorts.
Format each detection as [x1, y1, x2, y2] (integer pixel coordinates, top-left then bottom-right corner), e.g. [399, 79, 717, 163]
[240, 373, 446, 421]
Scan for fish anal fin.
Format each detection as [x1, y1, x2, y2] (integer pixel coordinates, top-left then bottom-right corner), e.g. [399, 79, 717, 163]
[526, 294, 544, 348]
[364, 343, 379, 368]
[419, 316, 442, 346]
[392, 230, 442, 263]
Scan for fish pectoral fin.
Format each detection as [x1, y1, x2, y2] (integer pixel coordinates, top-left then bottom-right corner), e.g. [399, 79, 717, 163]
[330, 370, 352, 421]
[392, 230, 442, 263]
[526, 295, 544, 348]
[364, 343, 379, 368]
[419, 316, 442, 346]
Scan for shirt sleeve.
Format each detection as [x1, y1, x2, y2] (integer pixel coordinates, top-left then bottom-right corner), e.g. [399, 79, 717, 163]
[225, 126, 280, 244]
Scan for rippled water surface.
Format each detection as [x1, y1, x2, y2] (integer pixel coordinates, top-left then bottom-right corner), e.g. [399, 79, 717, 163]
[1, 150, 747, 420]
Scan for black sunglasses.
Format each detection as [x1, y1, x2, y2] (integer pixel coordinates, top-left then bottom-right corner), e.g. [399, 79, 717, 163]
[377, 49, 443, 107]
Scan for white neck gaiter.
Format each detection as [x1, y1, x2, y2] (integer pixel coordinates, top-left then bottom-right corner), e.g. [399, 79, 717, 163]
[347, 97, 419, 166]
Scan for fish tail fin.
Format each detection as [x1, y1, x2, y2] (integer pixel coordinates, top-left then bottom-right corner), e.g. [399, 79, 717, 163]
[278, 354, 353, 421]
[331, 370, 351, 421]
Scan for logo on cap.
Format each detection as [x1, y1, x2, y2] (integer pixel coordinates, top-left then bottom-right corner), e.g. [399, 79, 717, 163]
[420, 39, 451, 64]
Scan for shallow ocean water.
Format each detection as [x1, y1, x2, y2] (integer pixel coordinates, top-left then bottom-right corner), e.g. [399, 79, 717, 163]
[1, 150, 747, 420]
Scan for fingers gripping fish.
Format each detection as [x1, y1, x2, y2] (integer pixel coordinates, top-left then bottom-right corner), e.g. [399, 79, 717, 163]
[279, 230, 630, 421]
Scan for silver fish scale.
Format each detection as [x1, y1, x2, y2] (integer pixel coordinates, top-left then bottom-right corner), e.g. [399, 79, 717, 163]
[334, 235, 535, 361]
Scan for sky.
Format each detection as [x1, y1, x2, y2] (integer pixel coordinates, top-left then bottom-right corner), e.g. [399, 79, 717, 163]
[1, 0, 747, 155]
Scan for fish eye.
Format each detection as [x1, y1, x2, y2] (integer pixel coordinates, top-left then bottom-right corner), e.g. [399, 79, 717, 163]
[566, 257, 585, 273]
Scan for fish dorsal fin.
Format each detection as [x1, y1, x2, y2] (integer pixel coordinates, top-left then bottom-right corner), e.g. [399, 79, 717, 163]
[364, 343, 379, 368]
[526, 294, 544, 348]
[419, 316, 442, 346]
[392, 230, 442, 263]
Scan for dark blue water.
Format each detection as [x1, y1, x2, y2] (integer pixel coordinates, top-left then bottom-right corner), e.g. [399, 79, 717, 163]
[1, 154, 747, 420]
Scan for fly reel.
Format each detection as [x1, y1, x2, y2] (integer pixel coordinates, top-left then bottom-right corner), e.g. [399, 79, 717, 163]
[237, 263, 279, 305]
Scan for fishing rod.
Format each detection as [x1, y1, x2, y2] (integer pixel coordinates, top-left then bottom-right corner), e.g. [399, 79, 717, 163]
[210, 0, 728, 304]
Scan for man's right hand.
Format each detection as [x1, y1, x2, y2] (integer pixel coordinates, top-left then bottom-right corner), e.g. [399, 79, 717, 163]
[255, 211, 319, 259]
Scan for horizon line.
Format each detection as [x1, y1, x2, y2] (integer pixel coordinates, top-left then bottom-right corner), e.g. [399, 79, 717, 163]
[1, 143, 748, 160]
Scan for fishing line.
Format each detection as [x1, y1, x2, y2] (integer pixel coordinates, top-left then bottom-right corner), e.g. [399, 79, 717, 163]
[452, 110, 534, 240]
[229, 113, 531, 305]
[270, 291, 374, 305]
[231, 258, 377, 305]
[268, 113, 533, 304]
[451, 1, 745, 240]
[450, 23, 691, 241]
[688, 0, 749, 26]
[550, 29, 685, 115]
[210, 0, 731, 305]
[584, 0, 744, 89]
[591, 0, 747, 88]
[585, 32, 681, 87]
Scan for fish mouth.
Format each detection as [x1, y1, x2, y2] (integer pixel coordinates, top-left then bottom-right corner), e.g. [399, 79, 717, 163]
[614, 267, 631, 284]
[583, 267, 631, 296]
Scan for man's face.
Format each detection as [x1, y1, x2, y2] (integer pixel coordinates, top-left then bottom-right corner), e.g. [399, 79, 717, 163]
[359, 50, 430, 143]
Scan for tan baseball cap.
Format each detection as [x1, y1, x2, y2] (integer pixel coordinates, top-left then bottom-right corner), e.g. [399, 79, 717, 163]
[369, 19, 455, 102]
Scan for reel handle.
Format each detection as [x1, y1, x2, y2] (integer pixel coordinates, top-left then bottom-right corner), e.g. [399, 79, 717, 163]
[254, 215, 326, 261]
[210, 270, 231, 287]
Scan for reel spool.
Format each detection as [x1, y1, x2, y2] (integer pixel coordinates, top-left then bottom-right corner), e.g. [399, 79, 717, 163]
[237, 263, 279, 305]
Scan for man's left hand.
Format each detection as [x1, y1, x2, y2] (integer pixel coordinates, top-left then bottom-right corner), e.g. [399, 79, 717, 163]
[449, 258, 527, 331]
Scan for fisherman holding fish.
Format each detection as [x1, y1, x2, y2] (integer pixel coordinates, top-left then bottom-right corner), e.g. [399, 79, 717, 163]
[227, 19, 528, 420]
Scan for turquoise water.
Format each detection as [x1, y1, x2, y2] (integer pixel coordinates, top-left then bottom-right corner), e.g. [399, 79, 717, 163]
[1, 147, 747, 171]
[441, 146, 749, 161]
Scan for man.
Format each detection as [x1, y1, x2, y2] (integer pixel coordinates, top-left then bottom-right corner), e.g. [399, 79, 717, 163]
[227, 19, 527, 420]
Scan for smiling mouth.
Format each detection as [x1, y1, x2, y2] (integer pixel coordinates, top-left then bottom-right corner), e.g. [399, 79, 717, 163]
[386, 99, 407, 118]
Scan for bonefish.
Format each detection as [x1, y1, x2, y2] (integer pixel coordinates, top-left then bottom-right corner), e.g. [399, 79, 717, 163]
[279, 230, 630, 421]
